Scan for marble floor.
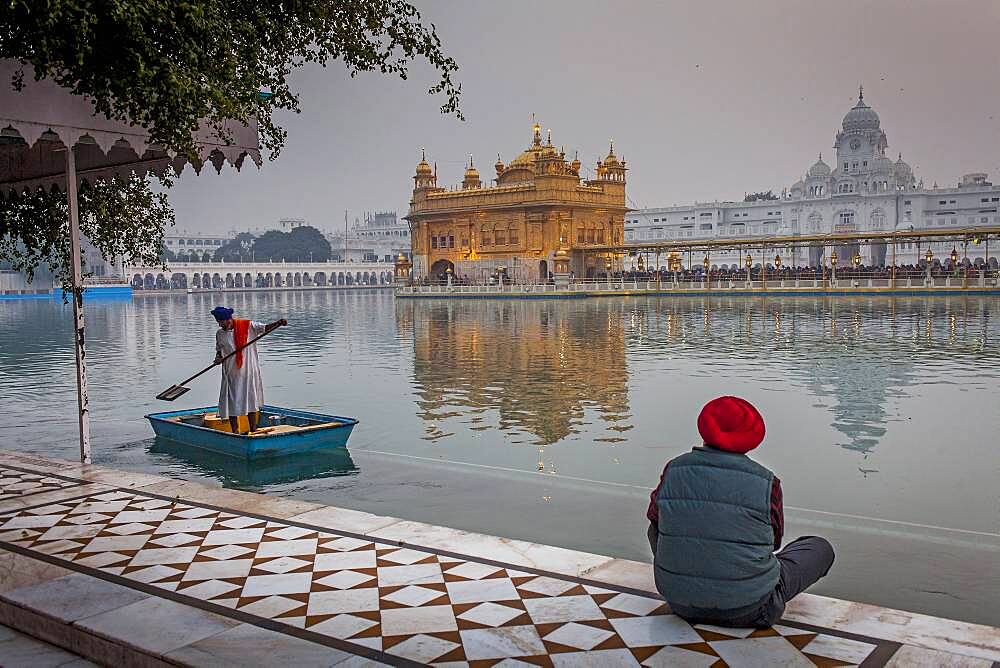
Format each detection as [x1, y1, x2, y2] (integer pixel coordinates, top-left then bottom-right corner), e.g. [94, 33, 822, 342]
[0, 623, 96, 667]
[0, 460, 996, 667]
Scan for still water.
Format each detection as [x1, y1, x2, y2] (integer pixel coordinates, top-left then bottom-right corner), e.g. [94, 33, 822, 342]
[1, 291, 998, 625]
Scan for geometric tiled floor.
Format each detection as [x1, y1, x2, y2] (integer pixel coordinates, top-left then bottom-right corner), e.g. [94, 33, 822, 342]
[0, 488, 895, 666]
[0, 466, 85, 500]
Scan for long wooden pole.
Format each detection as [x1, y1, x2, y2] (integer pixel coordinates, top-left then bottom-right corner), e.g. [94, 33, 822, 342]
[66, 145, 91, 464]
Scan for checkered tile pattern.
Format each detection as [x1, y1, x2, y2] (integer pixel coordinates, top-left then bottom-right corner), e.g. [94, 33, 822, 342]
[0, 490, 882, 666]
[0, 468, 83, 500]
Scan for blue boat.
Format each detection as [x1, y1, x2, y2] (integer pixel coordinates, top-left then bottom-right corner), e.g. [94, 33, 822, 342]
[145, 405, 358, 459]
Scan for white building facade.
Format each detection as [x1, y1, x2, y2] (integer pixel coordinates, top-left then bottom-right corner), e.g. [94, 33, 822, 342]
[627, 89, 1000, 269]
[326, 211, 411, 263]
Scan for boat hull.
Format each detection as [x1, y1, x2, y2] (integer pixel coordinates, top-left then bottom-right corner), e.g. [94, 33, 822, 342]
[146, 405, 357, 460]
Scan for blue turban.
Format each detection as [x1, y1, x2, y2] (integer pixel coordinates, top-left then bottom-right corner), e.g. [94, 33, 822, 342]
[211, 306, 234, 322]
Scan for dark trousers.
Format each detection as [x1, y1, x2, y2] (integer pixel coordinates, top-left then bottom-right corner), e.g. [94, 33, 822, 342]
[654, 533, 835, 629]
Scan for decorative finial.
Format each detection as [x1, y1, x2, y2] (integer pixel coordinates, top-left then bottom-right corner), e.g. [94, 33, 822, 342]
[818, 152, 823, 161]
[610, 139, 614, 154]
[546, 128, 552, 145]
[421, 147, 426, 161]
[859, 84, 864, 101]
[898, 152, 902, 160]
[468, 154, 474, 168]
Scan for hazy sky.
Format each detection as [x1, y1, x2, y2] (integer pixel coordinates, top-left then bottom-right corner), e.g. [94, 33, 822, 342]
[167, 0, 1000, 235]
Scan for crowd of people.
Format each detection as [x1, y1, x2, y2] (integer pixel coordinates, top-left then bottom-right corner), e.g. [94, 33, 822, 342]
[417, 261, 997, 287]
[600, 261, 997, 284]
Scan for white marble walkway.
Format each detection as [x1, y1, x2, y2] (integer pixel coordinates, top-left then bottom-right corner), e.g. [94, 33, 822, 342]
[0, 452, 996, 668]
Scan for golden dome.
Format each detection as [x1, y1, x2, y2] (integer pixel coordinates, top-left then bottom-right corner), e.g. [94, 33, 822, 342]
[604, 141, 620, 166]
[464, 155, 480, 179]
[415, 148, 433, 176]
[509, 147, 540, 168]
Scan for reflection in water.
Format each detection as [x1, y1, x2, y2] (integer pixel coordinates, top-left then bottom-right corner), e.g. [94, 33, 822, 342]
[3, 292, 997, 624]
[397, 295, 997, 456]
[397, 299, 631, 447]
[149, 437, 357, 488]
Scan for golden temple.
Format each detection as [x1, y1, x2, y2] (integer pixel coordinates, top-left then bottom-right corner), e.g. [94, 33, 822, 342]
[405, 123, 628, 283]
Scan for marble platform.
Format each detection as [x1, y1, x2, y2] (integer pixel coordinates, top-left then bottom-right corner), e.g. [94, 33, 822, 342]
[0, 450, 996, 667]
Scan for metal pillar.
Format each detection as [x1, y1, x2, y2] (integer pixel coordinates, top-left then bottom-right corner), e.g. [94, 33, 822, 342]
[66, 145, 91, 464]
[890, 237, 896, 289]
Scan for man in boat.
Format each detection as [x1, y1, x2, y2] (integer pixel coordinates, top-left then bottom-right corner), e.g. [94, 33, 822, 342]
[646, 396, 835, 628]
[210, 307, 287, 434]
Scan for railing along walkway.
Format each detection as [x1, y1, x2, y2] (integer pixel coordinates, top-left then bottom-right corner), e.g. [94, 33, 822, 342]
[397, 273, 1000, 297]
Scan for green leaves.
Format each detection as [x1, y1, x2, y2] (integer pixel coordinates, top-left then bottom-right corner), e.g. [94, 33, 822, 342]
[0, 174, 175, 296]
[250, 226, 332, 262]
[1, 0, 463, 160]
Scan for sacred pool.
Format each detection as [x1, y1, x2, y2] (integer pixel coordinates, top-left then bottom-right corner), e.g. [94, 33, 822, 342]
[0, 291, 996, 626]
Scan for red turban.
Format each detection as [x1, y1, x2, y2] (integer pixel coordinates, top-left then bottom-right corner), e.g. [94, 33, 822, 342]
[697, 396, 765, 454]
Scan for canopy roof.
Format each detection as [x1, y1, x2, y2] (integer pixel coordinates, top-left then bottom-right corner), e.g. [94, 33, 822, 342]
[0, 61, 261, 197]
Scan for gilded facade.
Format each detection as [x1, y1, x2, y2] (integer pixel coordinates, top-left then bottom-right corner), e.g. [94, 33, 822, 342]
[396, 299, 630, 445]
[406, 124, 628, 282]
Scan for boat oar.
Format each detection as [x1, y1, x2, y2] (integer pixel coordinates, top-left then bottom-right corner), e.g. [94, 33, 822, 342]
[156, 327, 280, 402]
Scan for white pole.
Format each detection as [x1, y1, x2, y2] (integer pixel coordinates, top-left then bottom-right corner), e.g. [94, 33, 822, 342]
[65, 145, 91, 463]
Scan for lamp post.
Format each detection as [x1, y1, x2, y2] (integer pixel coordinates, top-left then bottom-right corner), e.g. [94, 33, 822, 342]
[605, 257, 612, 286]
[446, 265, 452, 287]
[950, 247, 959, 282]
[924, 247, 933, 284]
[745, 252, 753, 286]
[703, 255, 710, 291]
[830, 249, 838, 284]
[774, 254, 781, 287]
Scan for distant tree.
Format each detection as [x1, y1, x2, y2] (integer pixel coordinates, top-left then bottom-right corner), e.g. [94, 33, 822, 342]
[214, 232, 257, 262]
[2, 1, 463, 160]
[252, 226, 332, 262]
[2, 0, 461, 293]
[744, 190, 779, 202]
[288, 226, 333, 261]
[0, 173, 173, 292]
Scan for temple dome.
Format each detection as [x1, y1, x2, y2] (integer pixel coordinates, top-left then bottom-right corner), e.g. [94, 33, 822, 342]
[463, 157, 480, 180]
[894, 154, 912, 178]
[842, 90, 880, 132]
[808, 154, 831, 178]
[415, 148, 432, 176]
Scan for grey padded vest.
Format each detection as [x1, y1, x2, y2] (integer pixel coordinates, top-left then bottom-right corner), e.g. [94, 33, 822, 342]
[653, 446, 780, 611]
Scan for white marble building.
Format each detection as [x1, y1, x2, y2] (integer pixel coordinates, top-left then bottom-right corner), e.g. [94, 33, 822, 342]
[627, 88, 1000, 268]
[327, 211, 411, 263]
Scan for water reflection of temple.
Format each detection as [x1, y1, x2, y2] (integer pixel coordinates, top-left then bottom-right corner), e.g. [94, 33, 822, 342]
[398, 299, 631, 445]
[624, 296, 997, 455]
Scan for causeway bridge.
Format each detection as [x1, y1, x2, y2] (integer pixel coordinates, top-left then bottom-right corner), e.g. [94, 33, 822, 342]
[126, 260, 395, 290]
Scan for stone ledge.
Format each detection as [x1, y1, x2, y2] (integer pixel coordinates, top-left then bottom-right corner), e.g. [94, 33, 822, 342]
[0, 450, 996, 666]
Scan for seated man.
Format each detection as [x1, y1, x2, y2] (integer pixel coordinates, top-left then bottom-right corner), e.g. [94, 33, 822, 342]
[647, 396, 834, 628]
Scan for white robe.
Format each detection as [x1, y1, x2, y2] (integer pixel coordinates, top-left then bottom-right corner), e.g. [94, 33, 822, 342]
[216, 321, 266, 417]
